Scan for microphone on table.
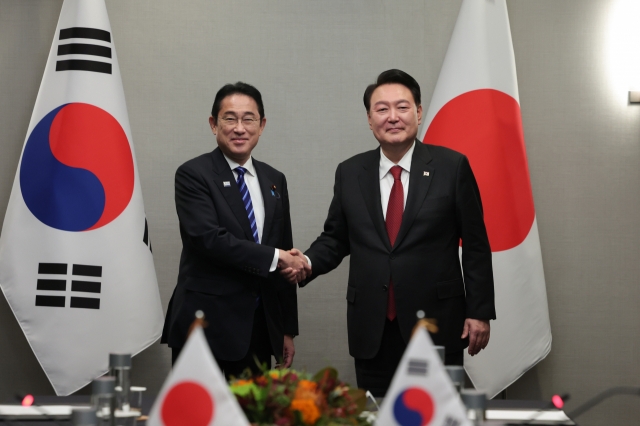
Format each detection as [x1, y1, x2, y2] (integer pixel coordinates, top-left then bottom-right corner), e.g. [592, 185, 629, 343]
[505, 393, 570, 425]
[512, 386, 640, 425]
[566, 386, 640, 420]
[14, 393, 63, 426]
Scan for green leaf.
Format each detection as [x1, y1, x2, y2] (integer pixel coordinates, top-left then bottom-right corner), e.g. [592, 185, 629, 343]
[313, 367, 338, 382]
[348, 388, 367, 414]
[230, 383, 257, 397]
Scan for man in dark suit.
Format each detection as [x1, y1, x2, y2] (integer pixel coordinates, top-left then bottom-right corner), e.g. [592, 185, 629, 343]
[292, 69, 496, 396]
[161, 82, 306, 378]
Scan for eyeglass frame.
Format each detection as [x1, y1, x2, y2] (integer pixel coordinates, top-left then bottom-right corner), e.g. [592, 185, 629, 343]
[216, 115, 262, 128]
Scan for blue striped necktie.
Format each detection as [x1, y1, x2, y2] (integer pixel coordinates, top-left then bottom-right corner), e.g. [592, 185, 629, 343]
[235, 167, 260, 244]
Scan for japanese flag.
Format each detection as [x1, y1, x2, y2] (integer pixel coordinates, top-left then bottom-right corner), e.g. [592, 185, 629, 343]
[0, 0, 163, 395]
[147, 326, 250, 426]
[419, 0, 552, 397]
[376, 327, 470, 426]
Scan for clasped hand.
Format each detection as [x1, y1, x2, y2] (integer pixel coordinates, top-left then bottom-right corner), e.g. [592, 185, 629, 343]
[278, 249, 311, 284]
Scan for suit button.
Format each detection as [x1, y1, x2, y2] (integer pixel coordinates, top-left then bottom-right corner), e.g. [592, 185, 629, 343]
[382, 284, 389, 291]
[390, 255, 395, 260]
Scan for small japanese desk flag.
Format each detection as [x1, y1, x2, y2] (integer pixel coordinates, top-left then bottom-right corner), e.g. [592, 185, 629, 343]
[147, 326, 250, 426]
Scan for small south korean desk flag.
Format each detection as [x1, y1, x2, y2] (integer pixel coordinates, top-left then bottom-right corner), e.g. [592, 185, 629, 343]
[0, 0, 163, 395]
[147, 326, 250, 426]
[376, 327, 470, 426]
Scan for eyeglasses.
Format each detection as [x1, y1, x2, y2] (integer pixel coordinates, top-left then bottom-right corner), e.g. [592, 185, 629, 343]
[217, 116, 261, 128]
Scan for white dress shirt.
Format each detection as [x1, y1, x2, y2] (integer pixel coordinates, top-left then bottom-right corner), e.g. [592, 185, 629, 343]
[379, 142, 414, 219]
[224, 155, 279, 271]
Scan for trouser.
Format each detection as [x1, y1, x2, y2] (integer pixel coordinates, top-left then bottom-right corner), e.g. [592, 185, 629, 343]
[171, 301, 272, 380]
[354, 318, 463, 397]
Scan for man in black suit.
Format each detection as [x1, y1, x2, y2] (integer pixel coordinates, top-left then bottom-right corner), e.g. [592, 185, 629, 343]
[161, 82, 306, 378]
[291, 69, 496, 396]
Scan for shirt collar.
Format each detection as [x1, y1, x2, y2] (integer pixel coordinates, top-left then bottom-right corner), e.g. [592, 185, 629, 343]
[223, 154, 256, 177]
[379, 141, 415, 180]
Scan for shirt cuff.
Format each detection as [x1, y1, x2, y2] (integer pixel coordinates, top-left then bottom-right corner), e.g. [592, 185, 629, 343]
[304, 255, 312, 268]
[269, 249, 279, 272]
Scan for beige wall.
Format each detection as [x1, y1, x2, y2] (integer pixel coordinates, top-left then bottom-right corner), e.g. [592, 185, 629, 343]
[0, 1, 639, 425]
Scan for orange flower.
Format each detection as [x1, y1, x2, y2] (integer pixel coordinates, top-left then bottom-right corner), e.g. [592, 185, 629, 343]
[294, 380, 319, 401]
[290, 398, 320, 425]
[297, 380, 317, 391]
[233, 379, 253, 386]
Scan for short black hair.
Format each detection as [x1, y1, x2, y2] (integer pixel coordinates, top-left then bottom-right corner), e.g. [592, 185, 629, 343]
[211, 82, 265, 122]
[363, 69, 421, 111]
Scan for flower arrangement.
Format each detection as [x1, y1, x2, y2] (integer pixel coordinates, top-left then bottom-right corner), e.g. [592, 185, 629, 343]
[229, 367, 371, 426]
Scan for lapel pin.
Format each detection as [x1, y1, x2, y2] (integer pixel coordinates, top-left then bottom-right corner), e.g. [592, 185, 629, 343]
[223, 181, 231, 187]
[424, 171, 430, 176]
[271, 184, 281, 199]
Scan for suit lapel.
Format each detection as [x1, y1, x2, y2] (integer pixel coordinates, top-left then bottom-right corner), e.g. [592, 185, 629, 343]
[394, 141, 434, 250]
[210, 148, 255, 242]
[254, 160, 276, 245]
[358, 148, 392, 252]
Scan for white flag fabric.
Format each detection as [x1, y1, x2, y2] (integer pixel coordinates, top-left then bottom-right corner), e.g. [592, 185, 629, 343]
[376, 327, 470, 426]
[147, 326, 250, 426]
[0, 0, 163, 395]
[419, 0, 551, 397]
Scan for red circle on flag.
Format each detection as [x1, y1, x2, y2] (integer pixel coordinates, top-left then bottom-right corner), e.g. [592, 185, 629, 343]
[161, 381, 214, 426]
[423, 89, 535, 252]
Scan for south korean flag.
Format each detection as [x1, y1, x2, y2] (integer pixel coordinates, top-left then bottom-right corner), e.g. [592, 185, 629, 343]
[0, 0, 163, 395]
[376, 328, 470, 426]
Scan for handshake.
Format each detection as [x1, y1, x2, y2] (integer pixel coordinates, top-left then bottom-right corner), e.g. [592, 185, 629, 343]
[277, 249, 311, 284]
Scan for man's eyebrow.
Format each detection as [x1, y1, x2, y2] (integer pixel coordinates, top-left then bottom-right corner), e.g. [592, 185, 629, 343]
[221, 111, 257, 116]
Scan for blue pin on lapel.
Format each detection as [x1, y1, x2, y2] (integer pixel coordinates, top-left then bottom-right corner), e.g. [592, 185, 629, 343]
[271, 184, 280, 199]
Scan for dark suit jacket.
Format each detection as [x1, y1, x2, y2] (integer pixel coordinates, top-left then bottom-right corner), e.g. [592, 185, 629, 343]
[304, 141, 495, 359]
[161, 147, 298, 362]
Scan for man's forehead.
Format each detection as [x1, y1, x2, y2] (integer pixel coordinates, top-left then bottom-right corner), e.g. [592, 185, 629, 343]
[219, 94, 259, 114]
[371, 83, 416, 104]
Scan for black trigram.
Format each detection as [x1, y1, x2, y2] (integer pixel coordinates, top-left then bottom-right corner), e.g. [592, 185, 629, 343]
[56, 27, 112, 74]
[35, 263, 102, 309]
[407, 359, 428, 376]
[143, 218, 152, 253]
[443, 416, 461, 426]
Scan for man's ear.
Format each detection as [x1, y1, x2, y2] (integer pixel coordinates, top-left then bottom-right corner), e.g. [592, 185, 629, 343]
[209, 116, 217, 135]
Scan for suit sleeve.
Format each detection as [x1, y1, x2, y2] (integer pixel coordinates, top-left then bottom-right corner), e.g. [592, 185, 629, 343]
[175, 163, 274, 278]
[455, 155, 496, 320]
[302, 163, 351, 285]
[275, 176, 299, 336]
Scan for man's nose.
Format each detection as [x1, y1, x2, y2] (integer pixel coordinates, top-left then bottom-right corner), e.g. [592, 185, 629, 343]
[388, 109, 399, 122]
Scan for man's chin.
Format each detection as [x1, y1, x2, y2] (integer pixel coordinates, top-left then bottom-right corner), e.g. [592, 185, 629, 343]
[381, 138, 415, 147]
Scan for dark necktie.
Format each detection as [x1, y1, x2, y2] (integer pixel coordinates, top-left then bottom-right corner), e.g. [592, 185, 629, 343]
[385, 165, 404, 321]
[235, 167, 260, 244]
